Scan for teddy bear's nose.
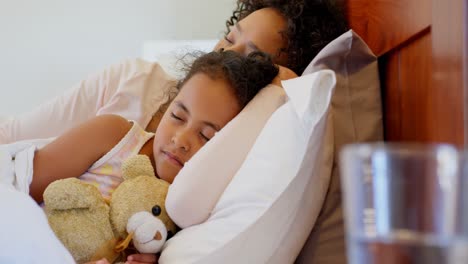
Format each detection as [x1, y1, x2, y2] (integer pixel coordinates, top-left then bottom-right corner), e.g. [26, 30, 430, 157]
[154, 231, 162, 241]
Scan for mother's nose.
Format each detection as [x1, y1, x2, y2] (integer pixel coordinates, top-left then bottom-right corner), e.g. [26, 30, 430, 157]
[222, 45, 245, 55]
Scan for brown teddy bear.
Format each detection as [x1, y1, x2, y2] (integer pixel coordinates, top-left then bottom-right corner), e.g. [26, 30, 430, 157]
[43, 155, 177, 263]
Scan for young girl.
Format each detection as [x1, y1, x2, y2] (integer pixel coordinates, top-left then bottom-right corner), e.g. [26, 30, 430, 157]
[29, 50, 278, 204]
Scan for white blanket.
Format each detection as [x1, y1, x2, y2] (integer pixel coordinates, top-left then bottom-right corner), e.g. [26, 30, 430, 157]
[0, 138, 53, 193]
[0, 138, 75, 263]
[0, 184, 75, 263]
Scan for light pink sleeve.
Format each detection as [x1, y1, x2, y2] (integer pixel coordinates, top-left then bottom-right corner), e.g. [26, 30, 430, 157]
[0, 59, 176, 144]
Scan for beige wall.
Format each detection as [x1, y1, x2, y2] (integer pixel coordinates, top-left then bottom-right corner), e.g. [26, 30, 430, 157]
[0, 0, 235, 116]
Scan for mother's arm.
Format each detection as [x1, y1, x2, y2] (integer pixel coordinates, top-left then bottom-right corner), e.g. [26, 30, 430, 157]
[0, 62, 124, 144]
[0, 59, 172, 144]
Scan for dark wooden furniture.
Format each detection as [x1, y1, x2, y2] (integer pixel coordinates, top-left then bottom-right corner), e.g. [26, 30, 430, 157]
[346, 0, 467, 146]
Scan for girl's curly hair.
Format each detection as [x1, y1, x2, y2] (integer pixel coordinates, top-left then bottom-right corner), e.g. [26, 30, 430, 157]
[178, 50, 279, 108]
[226, 0, 348, 74]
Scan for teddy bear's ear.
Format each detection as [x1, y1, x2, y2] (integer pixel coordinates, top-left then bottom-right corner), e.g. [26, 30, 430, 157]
[121, 155, 156, 181]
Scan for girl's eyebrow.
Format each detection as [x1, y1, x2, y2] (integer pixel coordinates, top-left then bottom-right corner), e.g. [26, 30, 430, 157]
[175, 101, 221, 131]
[175, 101, 189, 115]
[203, 121, 220, 131]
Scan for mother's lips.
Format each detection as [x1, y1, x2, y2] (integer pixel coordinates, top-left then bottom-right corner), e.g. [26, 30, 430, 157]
[163, 151, 184, 167]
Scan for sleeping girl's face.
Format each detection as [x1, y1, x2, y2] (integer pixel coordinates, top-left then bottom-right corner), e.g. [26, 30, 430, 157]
[152, 73, 240, 183]
[214, 7, 288, 67]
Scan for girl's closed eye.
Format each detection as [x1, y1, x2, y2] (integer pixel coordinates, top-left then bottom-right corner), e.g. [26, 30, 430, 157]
[200, 132, 210, 141]
[171, 112, 183, 121]
[200, 128, 216, 142]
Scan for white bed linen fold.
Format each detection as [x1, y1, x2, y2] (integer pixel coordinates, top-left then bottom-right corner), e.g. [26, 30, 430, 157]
[0, 138, 53, 193]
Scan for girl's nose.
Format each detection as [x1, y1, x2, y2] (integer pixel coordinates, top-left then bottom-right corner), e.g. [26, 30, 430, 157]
[172, 129, 190, 152]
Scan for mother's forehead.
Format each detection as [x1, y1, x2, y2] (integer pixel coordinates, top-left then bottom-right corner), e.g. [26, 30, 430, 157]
[222, 8, 288, 65]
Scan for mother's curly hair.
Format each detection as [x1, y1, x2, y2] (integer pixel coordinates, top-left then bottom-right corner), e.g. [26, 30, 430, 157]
[226, 0, 348, 74]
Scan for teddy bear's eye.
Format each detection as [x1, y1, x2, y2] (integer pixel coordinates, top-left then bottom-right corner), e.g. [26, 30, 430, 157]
[151, 205, 162, 216]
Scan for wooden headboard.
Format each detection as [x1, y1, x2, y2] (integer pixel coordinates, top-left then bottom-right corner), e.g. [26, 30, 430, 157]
[345, 0, 467, 147]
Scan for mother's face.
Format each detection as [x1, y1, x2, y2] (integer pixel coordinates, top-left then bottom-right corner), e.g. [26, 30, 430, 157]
[214, 7, 288, 66]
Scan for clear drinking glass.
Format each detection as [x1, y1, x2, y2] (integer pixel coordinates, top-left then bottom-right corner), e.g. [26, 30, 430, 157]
[340, 143, 467, 264]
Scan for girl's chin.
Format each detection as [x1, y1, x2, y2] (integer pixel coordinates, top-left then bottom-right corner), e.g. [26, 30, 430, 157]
[155, 164, 178, 184]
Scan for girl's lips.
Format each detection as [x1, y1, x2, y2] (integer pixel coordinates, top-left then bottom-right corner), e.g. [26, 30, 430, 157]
[163, 151, 184, 167]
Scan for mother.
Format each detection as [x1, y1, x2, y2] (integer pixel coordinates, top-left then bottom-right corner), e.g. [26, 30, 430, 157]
[0, 0, 347, 144]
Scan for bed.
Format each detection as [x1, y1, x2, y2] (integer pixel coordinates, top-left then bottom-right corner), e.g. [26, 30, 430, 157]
[346, 0, 467, 146]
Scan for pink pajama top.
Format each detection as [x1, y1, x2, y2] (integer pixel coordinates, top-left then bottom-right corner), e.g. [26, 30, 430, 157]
[0, 59, 177, 144]
[79, 121, 154, 200]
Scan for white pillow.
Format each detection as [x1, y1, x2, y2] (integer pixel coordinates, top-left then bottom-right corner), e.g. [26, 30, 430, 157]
[160, 70, 336, 263]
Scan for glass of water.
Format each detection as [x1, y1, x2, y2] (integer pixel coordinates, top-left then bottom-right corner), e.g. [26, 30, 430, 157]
[340, 143, 467, 264]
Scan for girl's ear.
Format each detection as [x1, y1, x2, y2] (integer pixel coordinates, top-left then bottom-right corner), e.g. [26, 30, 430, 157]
[121, 155, 156, 181]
